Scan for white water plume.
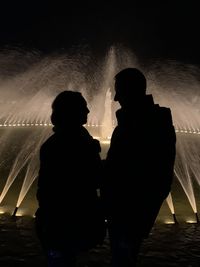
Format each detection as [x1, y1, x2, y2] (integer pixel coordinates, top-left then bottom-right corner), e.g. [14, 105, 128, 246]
[0, 45, 200, 217]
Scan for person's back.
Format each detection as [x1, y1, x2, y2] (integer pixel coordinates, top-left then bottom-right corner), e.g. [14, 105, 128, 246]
[103, 68, 176, 267]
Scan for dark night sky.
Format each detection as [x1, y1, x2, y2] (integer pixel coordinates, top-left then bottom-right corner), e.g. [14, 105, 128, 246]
[0, 1, 200, 65]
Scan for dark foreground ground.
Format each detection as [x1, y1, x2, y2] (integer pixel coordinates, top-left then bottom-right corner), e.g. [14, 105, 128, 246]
[0, 215, 200, 267]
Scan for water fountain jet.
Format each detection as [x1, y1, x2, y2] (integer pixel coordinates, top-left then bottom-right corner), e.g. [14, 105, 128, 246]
[0, 46, 199, 220]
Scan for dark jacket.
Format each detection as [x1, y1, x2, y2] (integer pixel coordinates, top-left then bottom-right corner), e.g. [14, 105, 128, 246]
[103, 94, 176, 238]
[35, 126, 105, 250]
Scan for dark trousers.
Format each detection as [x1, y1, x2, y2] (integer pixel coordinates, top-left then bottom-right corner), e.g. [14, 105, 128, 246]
[46, 248, 77, 267]
[109, 226, 143, 267]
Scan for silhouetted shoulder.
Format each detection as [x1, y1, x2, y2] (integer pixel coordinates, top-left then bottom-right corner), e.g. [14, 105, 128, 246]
[159, 106, 173, 122]
[154, 105, 173, 126]
[39, 134, 57, 154]
[92, 138, 101, 153]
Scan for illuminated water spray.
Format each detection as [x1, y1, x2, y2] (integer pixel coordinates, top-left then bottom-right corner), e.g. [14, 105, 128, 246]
[101, 88, 113, 139]
[0, 46, 199, 219]
[14, 128, 51, 213]
[166, 193, 178, 224]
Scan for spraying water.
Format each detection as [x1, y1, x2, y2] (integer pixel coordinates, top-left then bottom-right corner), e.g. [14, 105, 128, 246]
[0, 46, 199, 219]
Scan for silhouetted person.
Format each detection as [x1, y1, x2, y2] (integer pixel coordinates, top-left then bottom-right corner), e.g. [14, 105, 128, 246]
[103, 68, 176, 267]
[35, 91, 106, 267]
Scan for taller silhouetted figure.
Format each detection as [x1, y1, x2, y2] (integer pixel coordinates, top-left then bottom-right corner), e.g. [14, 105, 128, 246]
[103, 68, 176, 267]
[35, 91, 105, 267]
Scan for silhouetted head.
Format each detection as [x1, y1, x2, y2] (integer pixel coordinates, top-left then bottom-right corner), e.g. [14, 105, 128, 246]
[114, 68, 147, 107]
[51, 90, 89, 128]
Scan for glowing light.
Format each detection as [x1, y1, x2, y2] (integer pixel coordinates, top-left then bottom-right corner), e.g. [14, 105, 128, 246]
[0, 122, 200, 140]
[186, 220, 197, 224]
[101, 140, 110, 144]
[15, 212, 23, 217]
[0, 209, 5, 214]
[165, 220, 175, 224]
